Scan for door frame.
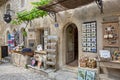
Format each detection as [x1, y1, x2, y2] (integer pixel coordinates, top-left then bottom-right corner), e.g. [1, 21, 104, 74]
[62, 23, 79, 66]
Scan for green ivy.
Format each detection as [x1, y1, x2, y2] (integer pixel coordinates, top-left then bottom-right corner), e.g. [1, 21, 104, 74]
[11, 0, 52, 25]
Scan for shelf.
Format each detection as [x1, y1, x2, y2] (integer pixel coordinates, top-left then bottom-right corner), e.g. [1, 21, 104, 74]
[99, 61, 120, 69]
[34, 50, 47, 55]
[46, 49, 56, 53]
[46, 35, 58, 69]
[46, 61, 56, 65]
[47, 54, 56, 59]
[27, 65, 56, 73]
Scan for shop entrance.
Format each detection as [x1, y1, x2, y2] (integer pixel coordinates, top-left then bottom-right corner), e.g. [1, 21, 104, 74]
[66, 23, 78, 67]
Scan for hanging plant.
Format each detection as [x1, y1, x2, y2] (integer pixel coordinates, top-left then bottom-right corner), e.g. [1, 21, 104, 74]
[22, 29, 27, 37]
[11, 0, 52, 25]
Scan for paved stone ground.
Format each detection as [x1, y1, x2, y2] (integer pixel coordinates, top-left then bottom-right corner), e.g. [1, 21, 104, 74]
[54, 70, 78, 80]
[0, 63, 51, 80]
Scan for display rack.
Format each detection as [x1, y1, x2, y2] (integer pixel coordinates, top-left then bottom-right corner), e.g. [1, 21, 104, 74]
[46, 35, 58, 70]
[102, 22, 119, 47]
[82, 21, 97, 53]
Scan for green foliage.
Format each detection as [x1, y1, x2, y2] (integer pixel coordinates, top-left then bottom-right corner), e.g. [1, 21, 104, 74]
[23, 30, 27, 37]
[11, 0, 52, 25]
[31, 0, 51, 6]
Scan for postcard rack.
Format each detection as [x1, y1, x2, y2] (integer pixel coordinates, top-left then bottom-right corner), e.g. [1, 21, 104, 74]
[45, 35, 58, 70]
[82, 21, 97, 53]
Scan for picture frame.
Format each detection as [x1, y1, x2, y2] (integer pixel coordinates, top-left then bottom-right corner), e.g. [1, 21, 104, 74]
[78, 69, 86, 80]
[86, 71, 96, 80]
[78, 68, 96, 80]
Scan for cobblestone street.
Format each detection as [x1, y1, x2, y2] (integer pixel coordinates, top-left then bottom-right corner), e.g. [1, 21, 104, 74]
[0, 63, 51, 80]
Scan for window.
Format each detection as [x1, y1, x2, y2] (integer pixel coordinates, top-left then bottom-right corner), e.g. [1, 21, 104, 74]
[21, 0, 25, 7]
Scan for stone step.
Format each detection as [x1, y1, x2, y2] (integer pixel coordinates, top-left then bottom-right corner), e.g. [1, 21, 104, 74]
[27, 65, 56, 78]
[27, 65, 78, 80]
[100, 74, 120, 80]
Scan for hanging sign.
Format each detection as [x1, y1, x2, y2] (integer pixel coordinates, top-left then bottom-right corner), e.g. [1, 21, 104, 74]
[54, 22, 59, 27]
[3, 14, 12, 23]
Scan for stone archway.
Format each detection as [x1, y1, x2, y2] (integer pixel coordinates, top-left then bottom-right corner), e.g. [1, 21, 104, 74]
[64, 23, 78, 67]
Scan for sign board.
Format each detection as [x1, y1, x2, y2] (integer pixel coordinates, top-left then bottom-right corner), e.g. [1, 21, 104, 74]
[99, 50, 112, 61]
[99, 50, 111, 58]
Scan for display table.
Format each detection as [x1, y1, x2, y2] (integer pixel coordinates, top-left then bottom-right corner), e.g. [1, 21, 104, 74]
[11, 53, 31, 67]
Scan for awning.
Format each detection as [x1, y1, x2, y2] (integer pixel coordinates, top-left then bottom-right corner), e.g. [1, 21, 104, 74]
[38, 0, 95, 13]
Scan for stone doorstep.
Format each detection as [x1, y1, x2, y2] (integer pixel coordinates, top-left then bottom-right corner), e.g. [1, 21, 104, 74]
[27, 65, 78, 80]
[27, 65, 56, 79]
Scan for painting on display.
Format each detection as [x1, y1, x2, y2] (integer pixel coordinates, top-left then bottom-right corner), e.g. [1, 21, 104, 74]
[86, 71, 96, 80]
[78, 69, 86, 80]
[82, 21, 97, 53]
[78, 69, 96, 80]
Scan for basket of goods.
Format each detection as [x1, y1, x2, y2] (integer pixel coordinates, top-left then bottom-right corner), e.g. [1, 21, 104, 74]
[80, 56, 89, 67]
[87, 58, 97, 68]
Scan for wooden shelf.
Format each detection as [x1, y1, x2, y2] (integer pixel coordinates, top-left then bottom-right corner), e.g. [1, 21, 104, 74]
[34, 50, 47, 55]
[46, 61, 56, 65]
[99, 61, 120, 69]
[46, 35, 58, 70]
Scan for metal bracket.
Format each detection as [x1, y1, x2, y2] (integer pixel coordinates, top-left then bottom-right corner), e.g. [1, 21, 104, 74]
[95, 0, 103, 13]
[48, 12, 57, 22]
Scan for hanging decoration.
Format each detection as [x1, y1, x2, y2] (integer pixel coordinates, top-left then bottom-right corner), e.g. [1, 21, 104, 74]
[95, 0, 103, 13]
[3, 13, 12, 23]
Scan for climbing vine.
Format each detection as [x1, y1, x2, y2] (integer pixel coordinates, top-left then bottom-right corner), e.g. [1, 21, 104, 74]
[11, 0, 52, 25]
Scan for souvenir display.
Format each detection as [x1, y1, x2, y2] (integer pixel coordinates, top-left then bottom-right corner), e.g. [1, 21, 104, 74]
[80, 56, 97, 69]
[78, 68, 96, 80]
[86, 71, 96, 80]
[78, 69, 86, 80]
[103, 22, 119, 47]
[82, 21, 97, 53]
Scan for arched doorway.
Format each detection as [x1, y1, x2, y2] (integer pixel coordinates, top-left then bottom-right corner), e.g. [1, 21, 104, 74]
[65, 23, 78, 67]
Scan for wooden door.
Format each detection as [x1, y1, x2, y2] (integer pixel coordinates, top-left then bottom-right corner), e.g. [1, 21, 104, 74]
[66, 26, 75, 64]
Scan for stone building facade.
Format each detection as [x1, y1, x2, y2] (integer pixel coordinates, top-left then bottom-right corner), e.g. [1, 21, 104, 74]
[1, 0, 120, 79]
